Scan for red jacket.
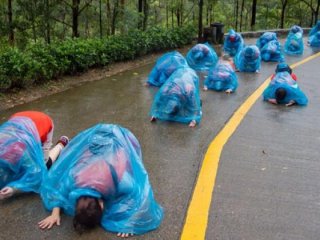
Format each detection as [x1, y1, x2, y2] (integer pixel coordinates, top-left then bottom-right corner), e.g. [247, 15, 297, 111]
[10, 111, 53, 143]
[271, 73, 297, 81]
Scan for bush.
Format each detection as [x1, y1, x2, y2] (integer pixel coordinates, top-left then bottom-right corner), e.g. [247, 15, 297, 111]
[0, 25, 196, 92]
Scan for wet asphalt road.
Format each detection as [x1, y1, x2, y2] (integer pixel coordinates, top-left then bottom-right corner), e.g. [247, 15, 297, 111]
[0, 38, 319, 240]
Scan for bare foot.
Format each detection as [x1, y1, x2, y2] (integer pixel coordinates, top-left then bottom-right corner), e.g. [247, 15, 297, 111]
[285, 100, 296, 107]
[189, 120, 197, 128]
[117, 233, 134, 238]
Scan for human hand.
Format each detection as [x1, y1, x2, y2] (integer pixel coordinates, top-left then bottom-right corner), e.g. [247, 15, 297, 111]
[38, 214, 60, 229]
[285, 100, 296, 107]
[117, 232, 134, 238]
[268, 99, 277, 104]
[0, 187, 14, 200]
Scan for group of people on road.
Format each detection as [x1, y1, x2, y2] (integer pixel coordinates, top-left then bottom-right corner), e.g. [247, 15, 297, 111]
[1, 21, 318, 239]
[145, 23, 315, 128]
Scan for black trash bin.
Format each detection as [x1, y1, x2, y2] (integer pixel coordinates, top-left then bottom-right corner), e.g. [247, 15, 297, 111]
[211, 22, 224, 44]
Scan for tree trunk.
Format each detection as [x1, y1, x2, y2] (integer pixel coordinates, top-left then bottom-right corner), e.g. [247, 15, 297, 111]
[99, 0, 102, 38]
[198, 0, 203, 42]
[111, 0, 119, 34]
[180, 0, 183, 26]
[240, 0, 245, 31]
[250, 0, 257, 31]
[72, 0, 80, 38]
[106, 0, 111, 35]
[8, 0, 14, 45]
[315, 0, 320, 23]
[166, 0, 169, 28]
[280, 0, 287, 29]
[142, 0, 148, 30]
[45, 0, 51, 44]
[171, 7, 174, 27]
[119, 0, 125, 33]
[138, 0, 143, 29]
[31, 0, 37, 42]
[235, 0, 239, 31]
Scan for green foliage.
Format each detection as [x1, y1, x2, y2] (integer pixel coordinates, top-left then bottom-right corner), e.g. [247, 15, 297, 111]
[0, 25, 195, 91]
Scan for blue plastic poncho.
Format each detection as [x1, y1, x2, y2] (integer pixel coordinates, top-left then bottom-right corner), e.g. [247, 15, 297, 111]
[256, 32, 278, 50]
[147, 51, 188, 87]
[309, 32, 320, 47]
[263, 72, 308, 105]
[40, 124, 163, 235]
[204, 61, 238, 92]
[0, 117, 45, 192]
[150, 67, 202, 124]
[260, 40, 284, 62]
[284, 25, 304, 55]
[309, 20, 320, 37]
[186, 43, 218, 71]
[234, 45, 261, 72]
[223, 29, 244, 57]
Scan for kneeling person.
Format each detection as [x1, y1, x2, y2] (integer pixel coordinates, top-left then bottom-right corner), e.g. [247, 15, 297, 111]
[0, 111, 68, 200]
[38, 124, 163, 237]
[150, 67, 202, 128]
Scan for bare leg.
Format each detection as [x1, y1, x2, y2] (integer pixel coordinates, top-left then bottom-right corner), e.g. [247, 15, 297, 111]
[48, 143, 64, 163]
[47, 136, 69, 166]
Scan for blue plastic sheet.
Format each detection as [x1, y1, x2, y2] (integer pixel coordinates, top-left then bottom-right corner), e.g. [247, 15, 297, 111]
[186, 43, 218, 71]
[147, 51, 188, 87]
[284, 25, 304, 55]
[309, 20, 320, 37]
[260, 40, 284, 62]
[150, 67, 202, 124]
[40, 124, 163, 235]
[234, 45, 261, 72]
[0, 117, 45, 192]
[263, 72, 308, 105]
[256, 32, 278, 50]
[223, 29, 244, 57]
[309, 32, 320, 47]
[204, 61, 238, 92]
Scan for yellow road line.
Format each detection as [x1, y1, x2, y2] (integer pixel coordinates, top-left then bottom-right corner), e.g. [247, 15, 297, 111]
[181, 52, 320, 240]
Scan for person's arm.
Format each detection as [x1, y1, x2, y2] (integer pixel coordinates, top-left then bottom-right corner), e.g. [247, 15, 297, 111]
[38, 207, 61, 229]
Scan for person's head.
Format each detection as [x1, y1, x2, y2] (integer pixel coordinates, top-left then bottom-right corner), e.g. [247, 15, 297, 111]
[73, 196, 103, 234]
[229, 34, 237, 43]
[165, 98, 180, 116]
[291, 25, 300, 34]
[275, 87, 287, 103]
[244, 46, 259, 60]
[275, 63, 292, 74]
